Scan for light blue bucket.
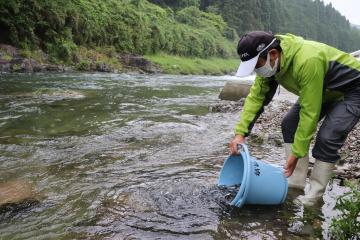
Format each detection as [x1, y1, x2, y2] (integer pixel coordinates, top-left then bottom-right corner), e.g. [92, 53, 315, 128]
[218, 144, 288, 208]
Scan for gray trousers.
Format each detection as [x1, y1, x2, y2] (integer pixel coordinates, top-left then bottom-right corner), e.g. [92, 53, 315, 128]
[281, 87, 360, 163]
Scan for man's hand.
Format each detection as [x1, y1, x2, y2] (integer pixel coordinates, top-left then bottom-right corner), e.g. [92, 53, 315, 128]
[284, 154, 298, 177]
[229, 135, 246, 155]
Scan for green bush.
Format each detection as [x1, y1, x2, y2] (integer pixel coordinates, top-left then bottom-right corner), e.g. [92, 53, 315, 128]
[330, 180, 360, 240]
[19, 49, 46, 63]
[76, 60, 91, 71]
[1, 52, 13, 61]
[0, 0, 238, 62]
[46, 39, 77, 63]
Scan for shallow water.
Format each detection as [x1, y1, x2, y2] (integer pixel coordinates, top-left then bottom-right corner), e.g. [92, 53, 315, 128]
[0, 73, 347, 239]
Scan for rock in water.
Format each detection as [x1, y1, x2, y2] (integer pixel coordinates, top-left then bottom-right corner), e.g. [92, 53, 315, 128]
[218, 81, 251, 101]
[0, 180, 38, 207]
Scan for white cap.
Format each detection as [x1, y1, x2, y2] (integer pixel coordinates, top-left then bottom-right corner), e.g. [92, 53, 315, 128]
[235, 37, 277, 77]
[235, 54, 260, 77]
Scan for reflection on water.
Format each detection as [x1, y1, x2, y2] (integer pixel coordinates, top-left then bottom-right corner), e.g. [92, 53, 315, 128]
[0, 73, 347, 239]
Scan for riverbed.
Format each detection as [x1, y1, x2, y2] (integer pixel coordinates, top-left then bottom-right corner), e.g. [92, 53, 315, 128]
[0, 73, 349, 239]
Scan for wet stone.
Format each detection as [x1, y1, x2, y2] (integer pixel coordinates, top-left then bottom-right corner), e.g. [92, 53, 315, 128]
[208, 99, 244, 113]
[218, 82, 251, 101]
[0, 180, 39, 216]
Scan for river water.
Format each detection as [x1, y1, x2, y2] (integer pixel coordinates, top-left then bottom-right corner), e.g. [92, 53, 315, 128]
[0, 73, 347, 239]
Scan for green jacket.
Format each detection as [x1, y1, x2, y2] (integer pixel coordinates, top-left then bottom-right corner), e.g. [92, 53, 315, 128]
[235, 33, 360, 158]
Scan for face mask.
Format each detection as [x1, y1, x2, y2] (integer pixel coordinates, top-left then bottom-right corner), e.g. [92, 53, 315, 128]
[254, 52, 279, 78]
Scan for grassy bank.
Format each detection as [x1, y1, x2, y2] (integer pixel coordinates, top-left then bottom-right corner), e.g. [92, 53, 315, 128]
[145, 54, 239, 75]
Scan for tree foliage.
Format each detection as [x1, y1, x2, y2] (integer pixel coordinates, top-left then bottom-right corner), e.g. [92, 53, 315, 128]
[199, 0, 360, 52]
[0, 0, 237, 61]
[147, 0, 200, 9]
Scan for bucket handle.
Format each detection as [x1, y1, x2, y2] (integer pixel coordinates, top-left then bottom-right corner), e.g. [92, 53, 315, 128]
[231, 143, 252, 207]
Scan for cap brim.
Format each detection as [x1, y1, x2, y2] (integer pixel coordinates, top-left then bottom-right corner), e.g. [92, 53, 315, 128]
[235, 54, 260, 77]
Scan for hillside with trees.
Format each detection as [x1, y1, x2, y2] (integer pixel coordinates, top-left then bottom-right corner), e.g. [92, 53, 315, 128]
[151, 0, 360, 52]
[0, 0, 237, 64]
[198, 0, 360, 52]
[0, 0, 359, 73]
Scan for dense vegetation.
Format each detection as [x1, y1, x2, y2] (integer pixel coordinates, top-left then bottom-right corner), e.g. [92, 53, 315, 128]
[152, 0, 360, 52]
[0, 0, 237, 64]
[0, 0, 359, 65]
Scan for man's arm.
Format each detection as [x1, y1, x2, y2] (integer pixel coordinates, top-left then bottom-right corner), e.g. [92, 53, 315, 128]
[230, 76, 278, 155]
[234, 76, 278, 137]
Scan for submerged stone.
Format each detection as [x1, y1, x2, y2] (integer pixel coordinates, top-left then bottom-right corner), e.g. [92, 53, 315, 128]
[0, 180, 39, 209]
[33, 89, 86, 100]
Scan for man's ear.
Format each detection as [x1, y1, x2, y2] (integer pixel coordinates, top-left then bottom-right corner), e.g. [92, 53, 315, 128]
[269, 49, 279, 60]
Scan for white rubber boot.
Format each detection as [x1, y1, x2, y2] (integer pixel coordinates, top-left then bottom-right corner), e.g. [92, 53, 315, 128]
[296, 160, 336, 206]
[285, 143, 309, 189]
